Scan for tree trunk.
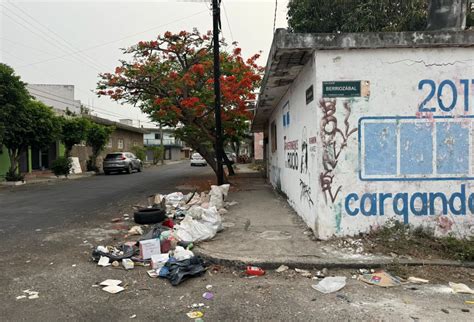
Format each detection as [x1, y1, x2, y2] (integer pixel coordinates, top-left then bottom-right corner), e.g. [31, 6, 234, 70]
[192, 143, 229, 184]
[222, 151, 235, 176]
[7, 148, 19, 174]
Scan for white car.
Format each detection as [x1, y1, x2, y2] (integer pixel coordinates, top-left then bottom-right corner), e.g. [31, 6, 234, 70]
[190, 153, 207, 166]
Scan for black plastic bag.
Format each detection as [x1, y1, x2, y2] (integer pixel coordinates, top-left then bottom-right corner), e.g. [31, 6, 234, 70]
[164, 256, 206, 286]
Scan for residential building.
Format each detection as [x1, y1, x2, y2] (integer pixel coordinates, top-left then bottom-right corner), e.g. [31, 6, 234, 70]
[253, 28, 474, 240]
[71, 115, 148, 171]
[143, 127, 190, 161]
[26, 84, 82, 115]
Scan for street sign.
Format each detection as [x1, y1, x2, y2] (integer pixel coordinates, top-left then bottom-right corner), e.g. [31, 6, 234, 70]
[322, 81, 370, 98]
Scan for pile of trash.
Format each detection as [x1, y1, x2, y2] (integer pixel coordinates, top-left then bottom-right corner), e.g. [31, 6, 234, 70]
[91, 184, 233, 287]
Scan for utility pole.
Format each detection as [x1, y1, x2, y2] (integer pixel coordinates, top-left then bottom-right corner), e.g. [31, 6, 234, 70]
[212, 0, 224, 185]
[160, 122, 164, 165]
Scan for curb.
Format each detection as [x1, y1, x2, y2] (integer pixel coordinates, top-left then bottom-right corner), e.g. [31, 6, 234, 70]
[194, 249, 474, 270]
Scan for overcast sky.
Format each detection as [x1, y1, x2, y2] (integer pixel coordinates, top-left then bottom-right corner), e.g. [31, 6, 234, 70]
[0, 0, 289, 127]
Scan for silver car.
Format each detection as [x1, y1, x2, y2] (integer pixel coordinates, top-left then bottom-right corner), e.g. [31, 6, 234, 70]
[103, 152, 143, 175]
[190, 153, 207, 166]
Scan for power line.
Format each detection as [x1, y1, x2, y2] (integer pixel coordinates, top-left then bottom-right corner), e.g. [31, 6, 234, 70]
[28, 86, 149, 122]
[273, 0, 278, 34]
[5, 1, 109, 71]
[0, 5, 102, 73]
[222, 0, 234, 42]
[1, 47, 148, 122]
[0, 37, 78, 65]
[15, 9, 209, 69]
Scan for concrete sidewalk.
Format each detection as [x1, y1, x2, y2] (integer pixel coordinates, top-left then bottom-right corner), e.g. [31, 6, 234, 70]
[195, 171, 473, 269]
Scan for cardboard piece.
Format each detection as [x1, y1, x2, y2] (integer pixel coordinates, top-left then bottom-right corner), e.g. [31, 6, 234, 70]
[359, 271, 401, 287]
[99, 279, 122, 287]
[102, 285, 125, 294]
[139, 239, 161, 260]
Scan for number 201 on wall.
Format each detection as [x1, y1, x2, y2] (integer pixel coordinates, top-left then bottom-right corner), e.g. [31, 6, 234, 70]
[419, 79, 473, 112]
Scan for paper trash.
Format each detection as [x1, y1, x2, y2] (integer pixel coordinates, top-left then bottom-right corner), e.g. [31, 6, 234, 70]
[359, 271, 401, 287]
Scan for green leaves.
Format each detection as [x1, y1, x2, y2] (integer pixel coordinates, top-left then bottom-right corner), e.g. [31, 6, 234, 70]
[86, 122, 114, 156]
[287, 0, 428, 33]
[60, 116, 91, 156]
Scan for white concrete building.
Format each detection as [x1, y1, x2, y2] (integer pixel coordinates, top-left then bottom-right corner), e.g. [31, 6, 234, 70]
[27, 84, 82, 115]
[254, 29, 474, 239]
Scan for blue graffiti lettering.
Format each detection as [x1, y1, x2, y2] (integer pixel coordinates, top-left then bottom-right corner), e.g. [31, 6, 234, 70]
[344, 184, 471, 224]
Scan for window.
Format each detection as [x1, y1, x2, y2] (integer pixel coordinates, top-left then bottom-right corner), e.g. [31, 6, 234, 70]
[271, 121, 277, 153]
[155, 133, 161, 140]
[118, 139, 124, 149]
[306, 85, 314, 104]
[106, 138, 112, 148]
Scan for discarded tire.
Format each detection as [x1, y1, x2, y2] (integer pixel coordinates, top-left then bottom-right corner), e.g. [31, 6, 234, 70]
[134, 208, 167, 224]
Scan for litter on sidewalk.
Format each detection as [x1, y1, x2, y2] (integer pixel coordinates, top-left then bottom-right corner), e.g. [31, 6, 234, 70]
[99, 279, 124, 294]
[358, 271, 401, 287]
[407, 277, 429, 284]
[276, 265, 289, 273]
[246, 266, 265, 276]
[312, 276, 346, 294]
[449, 282, 474, 294]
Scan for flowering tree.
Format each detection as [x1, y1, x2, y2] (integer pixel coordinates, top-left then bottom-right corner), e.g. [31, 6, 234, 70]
[97, 29, 262, 178]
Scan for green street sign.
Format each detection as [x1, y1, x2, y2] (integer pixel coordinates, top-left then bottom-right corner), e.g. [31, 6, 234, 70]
[322, 81, 370, 98]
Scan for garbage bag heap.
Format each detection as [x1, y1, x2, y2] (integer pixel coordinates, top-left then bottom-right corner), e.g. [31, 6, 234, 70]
[92, 184, 232, 286]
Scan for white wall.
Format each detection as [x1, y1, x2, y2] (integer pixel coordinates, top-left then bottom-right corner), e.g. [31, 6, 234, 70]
[268, 47, 474, 239]
[27, 84, 81, 114]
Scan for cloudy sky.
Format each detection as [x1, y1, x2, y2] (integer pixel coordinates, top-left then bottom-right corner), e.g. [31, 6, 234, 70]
[0, 0, 289, 127]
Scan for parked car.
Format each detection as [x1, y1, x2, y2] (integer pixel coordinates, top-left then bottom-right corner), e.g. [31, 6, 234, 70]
[190, 153, 207, 166]
[103, 152, 143, 175]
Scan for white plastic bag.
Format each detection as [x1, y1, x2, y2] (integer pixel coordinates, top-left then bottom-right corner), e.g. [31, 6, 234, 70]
[187, 205, 206, 220]
[200, 206, 223, 232]
[312, 276, 346, 294]
[173, 246, 194, 261]
[209, 184, 230, 209]
[175, 215, 216, 242]
[165, 192, 185, 207]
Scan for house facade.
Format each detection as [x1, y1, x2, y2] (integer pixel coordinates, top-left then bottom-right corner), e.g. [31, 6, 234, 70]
[253, 29, 474, 240]
[143, 127, 190, 161]
[71, 115, 147, 171]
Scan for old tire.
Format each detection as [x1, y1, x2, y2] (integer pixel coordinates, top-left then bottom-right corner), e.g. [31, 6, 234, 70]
[134, 208, 167, 224]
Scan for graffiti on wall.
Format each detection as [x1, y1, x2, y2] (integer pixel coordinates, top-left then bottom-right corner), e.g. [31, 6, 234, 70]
[285, 140, 299, 170]
[300, 178, 314, 206]
[300, 127, 308, 174]
[319, 99, 358, 204]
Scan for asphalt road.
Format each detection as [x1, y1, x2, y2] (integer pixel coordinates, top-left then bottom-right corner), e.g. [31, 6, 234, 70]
[0, 161, 212, 239]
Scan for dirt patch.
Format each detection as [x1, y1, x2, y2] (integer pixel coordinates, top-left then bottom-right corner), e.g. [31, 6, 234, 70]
[358, 221, 474, 262]
[383, 264, 474, 284]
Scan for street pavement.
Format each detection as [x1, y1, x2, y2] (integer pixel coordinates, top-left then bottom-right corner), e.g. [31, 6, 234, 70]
[0, 162, 472, 321]
[0, 161, 213, 240]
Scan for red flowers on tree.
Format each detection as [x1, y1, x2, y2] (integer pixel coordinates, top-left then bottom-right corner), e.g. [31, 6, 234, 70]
[97, 29, 262, 178]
